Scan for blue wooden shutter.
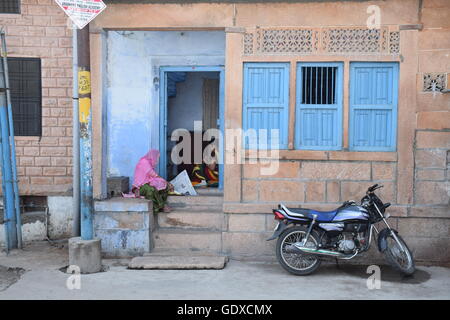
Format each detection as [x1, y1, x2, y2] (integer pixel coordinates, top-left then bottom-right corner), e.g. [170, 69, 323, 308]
[349, 62, 398, 151]
[243, 63, 289, 149]
[295, 62, 343, 150]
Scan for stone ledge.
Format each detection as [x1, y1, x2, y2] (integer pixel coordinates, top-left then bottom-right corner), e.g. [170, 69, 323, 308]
[94, 197, 152, 212]
[94, 211, 150, 230]
[244, 150, 397, 162]
[328, 151, 397, 162]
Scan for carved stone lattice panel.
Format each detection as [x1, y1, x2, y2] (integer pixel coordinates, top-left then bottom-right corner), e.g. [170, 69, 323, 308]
[423, 73, 447, 92]
[244, 26, 400, 56]
[243, 33, 254, 55]
[389, 31, 400, 54]
[322, 28, 384, 54]
[256, 29, 318, 54]
[381, 28, 388, 52]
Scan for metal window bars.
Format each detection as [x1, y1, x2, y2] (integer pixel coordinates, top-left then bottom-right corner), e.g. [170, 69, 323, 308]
[301, 66, 337, 105]
[0, 0, 20, 14]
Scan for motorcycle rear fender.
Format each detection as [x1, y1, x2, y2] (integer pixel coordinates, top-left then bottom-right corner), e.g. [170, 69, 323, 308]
[266, 220, 288, 241]
[377, 228, 398, 252]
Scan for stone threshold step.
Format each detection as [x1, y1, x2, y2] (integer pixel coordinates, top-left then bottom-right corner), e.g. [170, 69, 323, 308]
[168, 195, 223, 205]
[194, 188, 223, 196]
[144, 248, 226, 256]
[165, 207, 224, 214]
[128, 255, 227, 270]
[158, 213, 224, 230]
[157, 227, 222, 233]
[167, 205, 223, 212]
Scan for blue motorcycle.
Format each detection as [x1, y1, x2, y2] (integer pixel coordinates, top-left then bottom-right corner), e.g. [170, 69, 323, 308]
[267, 184, 415, 276]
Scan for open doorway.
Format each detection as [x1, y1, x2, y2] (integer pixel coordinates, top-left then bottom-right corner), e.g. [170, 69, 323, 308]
[159, 67, 224, 190]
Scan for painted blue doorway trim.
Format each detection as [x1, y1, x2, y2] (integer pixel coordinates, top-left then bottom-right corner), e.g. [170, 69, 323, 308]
[159, 65, 225, 190]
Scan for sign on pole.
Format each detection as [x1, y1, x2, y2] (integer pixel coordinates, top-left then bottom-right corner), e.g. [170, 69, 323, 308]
[54, 0, 107, 29]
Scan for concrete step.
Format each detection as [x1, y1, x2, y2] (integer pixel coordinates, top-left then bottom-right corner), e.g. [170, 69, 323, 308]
[167, 204, 223, 212]
[128, 254, 227, 270]
[194, 188, 223, 196]
[168, 194, 223, 205]
[167, 194, 223, 211]
[154, 228, 222, 252]
[158, 210, 224, 230]
[144, 248, 226, 257]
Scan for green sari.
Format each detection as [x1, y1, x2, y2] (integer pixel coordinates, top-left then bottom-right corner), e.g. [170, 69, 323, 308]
[139, 184, 169, 213]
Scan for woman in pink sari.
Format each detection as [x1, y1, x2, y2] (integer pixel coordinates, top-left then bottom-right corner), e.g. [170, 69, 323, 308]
[131, 149, 172, 213]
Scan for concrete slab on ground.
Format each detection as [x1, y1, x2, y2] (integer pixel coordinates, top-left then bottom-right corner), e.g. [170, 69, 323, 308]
[128, 255, 227, 270]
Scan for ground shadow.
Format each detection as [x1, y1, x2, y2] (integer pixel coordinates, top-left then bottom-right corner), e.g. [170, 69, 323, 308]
[257, 261, 430, 284]
[339, 264, 430, 284]
[59, 265, 110, 273]
[0, 265, 26, 291]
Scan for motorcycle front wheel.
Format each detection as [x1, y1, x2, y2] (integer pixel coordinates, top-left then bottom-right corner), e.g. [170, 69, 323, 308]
[276, 226, 321, 276]
[384, 232, 415, 275]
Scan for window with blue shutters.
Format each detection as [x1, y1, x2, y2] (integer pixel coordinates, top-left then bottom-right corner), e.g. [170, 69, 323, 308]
[243, 63, 289, 149]
[349, 62, 398, 151]
[295, 62, 343, 150]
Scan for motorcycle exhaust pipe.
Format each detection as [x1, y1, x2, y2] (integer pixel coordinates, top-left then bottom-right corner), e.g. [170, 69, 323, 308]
[285, 244, 357, 259]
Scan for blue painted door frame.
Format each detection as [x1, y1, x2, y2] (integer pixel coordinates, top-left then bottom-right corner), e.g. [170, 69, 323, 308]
[159, 66, 225, 190]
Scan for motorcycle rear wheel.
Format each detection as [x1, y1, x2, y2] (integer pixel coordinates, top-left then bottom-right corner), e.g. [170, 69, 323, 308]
[276, 226, 321, 276]
[384, 233, 415, 275]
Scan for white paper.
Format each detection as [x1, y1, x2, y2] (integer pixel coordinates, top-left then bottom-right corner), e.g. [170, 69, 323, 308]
[169, 170, 197, 196]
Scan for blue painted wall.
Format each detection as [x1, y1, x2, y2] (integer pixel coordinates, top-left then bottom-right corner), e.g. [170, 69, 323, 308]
[168, 72, 219, 133]
[105, 31, 225, 186]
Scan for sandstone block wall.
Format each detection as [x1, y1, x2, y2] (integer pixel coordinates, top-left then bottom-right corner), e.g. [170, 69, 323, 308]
[1, 0, 73, 196]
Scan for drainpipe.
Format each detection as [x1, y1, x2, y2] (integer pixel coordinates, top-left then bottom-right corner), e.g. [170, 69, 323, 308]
[0, 30, 17, 250]
[1, 31, 22, 249]
[78, 25, 94, 240]
[72, 25, 80, 237]
[0, 123, 12, 252]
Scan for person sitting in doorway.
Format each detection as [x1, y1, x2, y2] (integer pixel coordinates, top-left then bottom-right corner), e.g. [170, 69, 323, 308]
[131, 149, 173, 213]
[191, 160, 219, 188]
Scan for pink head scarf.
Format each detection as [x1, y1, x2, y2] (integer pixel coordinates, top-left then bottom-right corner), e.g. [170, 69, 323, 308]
[132, 149, 167, 191]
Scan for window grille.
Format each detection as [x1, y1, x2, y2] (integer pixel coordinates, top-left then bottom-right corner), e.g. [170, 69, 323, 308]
[8, 58, 42, 136]
[0, 0, 20, 14]
[301, 66, 337, 105]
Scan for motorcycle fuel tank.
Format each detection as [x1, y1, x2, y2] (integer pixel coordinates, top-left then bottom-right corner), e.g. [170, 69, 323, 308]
[332, 205, 369, 222]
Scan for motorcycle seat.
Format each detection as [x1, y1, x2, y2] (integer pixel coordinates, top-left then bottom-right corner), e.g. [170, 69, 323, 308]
[282, 205, 338, 222]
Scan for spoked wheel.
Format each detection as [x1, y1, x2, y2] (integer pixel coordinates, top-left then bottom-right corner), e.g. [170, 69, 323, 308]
[384, 232, 415, 275]
[276, 226, 321, 276]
